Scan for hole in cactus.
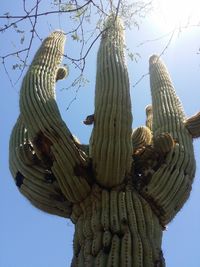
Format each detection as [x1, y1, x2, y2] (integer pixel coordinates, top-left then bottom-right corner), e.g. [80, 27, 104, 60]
[15, 171, 24, 188]
[33, 131, 53, 167]
[45, 172, 56, 183]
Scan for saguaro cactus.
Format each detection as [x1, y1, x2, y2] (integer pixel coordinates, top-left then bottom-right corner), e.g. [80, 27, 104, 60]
[9, 16, 200, 267]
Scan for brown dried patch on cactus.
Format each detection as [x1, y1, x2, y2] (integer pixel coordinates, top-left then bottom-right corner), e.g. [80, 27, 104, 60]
[132, 145, 159, 190]
[56, 66, 68, 81]
[33, 131, 54, 167]
[83, 114, 95, 125]
[73, 158, 94, 186]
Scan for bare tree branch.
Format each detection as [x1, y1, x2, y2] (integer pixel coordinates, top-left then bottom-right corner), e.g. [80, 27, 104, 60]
[0, 1, 92, 20]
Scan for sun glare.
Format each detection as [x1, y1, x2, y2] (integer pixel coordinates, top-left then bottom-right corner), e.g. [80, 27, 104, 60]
[152, 0, 200, 32]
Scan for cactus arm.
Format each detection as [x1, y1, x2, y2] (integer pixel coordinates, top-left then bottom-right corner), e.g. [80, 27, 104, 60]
[9, 116, 72, 218]
[90, 15, 132, 187]
[184, 111, 200, 138]
[141, 55, 196, 225]
[19, 31, 91, 203]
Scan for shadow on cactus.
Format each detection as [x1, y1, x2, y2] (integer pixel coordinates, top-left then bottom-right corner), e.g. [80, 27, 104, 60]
[9, 15, 200, 266]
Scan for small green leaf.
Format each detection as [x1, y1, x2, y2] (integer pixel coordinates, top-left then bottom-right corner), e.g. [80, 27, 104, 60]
[71, 32, 80, 41]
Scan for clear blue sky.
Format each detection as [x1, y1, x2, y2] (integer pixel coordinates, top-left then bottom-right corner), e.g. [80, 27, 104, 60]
[1, 1, 200, 267]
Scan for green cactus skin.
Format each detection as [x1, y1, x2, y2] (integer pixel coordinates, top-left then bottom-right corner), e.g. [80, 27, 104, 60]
[71, 187, 164, 267]
[140, 55, 196, 225]
[9, 116, 72, 217]
[90, 15, 132, 188]
[9, 18, 198, 267]
[19, 31, 91, 203]
[153, 132, 175, 154]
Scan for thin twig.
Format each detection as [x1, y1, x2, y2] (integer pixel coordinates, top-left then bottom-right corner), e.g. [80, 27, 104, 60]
[0, 1, 92, 20]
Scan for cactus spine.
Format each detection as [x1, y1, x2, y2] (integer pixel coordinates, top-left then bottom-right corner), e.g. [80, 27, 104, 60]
[9, 16, 199, 267]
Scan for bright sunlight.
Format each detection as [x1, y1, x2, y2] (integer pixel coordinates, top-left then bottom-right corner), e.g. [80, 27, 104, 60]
[152, 0, 200, 32]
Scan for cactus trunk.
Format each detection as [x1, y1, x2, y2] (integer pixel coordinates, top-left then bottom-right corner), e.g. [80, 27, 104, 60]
[71, 186, 164, 267]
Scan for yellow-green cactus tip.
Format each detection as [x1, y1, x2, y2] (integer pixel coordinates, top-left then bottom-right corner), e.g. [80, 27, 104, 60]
[103, 13, 124, 35]
[54, 29, 65, 34]
[149, 54, 159, 65]
[56, 66, 69, 81]
[145, 105, 152, 116]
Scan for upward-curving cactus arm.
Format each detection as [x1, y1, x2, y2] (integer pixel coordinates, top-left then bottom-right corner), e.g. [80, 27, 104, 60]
[9, 116, 72, 217]
[19, 31, 91, 203]
[140, 55, 196, 225]
[90, 15, 132, 188]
